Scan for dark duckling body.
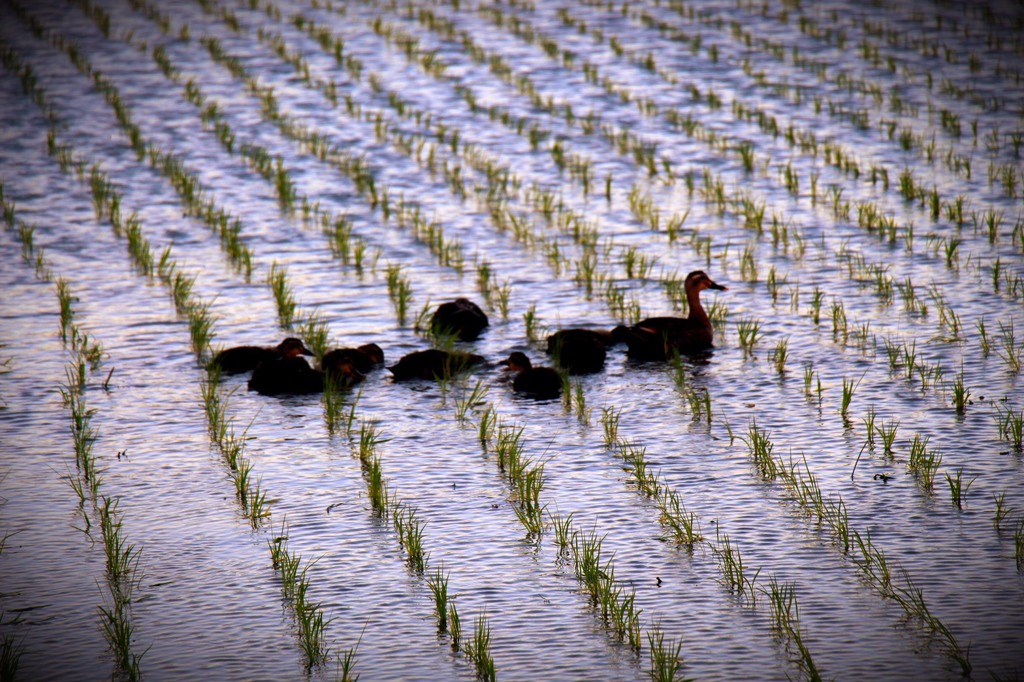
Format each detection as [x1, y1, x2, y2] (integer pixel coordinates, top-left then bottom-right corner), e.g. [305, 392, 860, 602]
[500, 352, 563, 399]
[321, 343, 384, 388]
[388, 349, 486, 381]
[613, 271, 727, 361]
[431, 298, 489, 341]
[248, 356, 323, 396]
[546, 328, 615, 375]
[322, 343, 384, 375]
[213, 337, 312, 374]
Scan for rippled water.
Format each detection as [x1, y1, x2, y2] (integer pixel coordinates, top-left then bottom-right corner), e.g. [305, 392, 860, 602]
[2, 0, 1023, 679]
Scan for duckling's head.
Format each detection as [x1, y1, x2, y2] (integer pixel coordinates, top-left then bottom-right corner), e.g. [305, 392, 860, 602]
[686, 270, 728, 293]
[499, 351, 533, 372]
[278, 337, 314, 358]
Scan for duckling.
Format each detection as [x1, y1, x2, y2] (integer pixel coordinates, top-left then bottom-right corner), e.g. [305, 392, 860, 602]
[248, 355, 323, 396]
[321, 353, 365, 388]
[500, 352, 563, 399]
[546, 328, 615, 375]
[388, 348, 486, 381]
[613, 270, 727, 360]
[321, 343, 384, 375]
[431, 298, 489, 341]
[212, 337, 312, 374]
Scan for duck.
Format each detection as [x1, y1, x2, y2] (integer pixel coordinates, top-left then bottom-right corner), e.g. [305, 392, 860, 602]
[388, 348, 486, 381]
[320, 343, 384, 388]
[321, 343, 384, 375]
[248, 355, 324, 396]
[612, 270, 727, 361]
[500, 352, 563, 399]
[212, 337, 312, 374]
[431, 298, 489, 341]
[546, 328, 616, 375]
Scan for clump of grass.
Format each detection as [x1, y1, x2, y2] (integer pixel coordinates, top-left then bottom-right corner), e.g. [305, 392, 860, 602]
[713, 529, 759, 602]
[464, 611, 496, 682]
[908, 434, 942, 491]
[945, 467, 975, 509]
[647, 620, 684, 682]
[659, 488, 702, 548]
[454, 380, 488, 424]
[385, 263, 413, 325]
[427, 566, 450, 634]
[268, 261, 297, 329]
[770, 337, 789, 374]
[744, 421, 778, 480]
[601, 406, 621, 448]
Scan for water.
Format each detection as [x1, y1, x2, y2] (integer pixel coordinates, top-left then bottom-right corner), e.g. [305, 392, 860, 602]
[1, 0, 1023, 679]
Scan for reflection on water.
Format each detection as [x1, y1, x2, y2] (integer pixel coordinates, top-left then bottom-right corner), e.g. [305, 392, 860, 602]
[1, 0, 1023, 679]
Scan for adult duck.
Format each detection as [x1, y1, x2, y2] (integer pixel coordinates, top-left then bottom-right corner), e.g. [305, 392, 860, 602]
[388, 348, 486, 381]
[248, 355, 323, 396]
[212, 337, 312, 374]
[431, 298, 489, 341]
[546, 328, 615, 375]
[500, 352, 563, 399]
[613, 270, 727, 360]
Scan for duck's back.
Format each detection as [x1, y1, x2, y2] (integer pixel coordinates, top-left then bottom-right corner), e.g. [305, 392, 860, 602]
[214, 345, 273, 374]
[513, 367, 562, 399]
[248, 357, 323, 395]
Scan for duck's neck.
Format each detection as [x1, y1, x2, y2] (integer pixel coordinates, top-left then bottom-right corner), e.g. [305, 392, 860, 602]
[687, 287, 710, 324]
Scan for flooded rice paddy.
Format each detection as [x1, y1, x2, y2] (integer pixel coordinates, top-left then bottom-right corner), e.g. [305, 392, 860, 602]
[1, 0, 1023, 679]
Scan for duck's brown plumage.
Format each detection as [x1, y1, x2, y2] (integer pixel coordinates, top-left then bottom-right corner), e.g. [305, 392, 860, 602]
[431, 298, 489, 341]
[388, 349, 486, 381]
[546, 328, 615, 375]
[248, 356, 323, 396]
[213, 337, 312, 374]
[320, 343, 384, 388]
[500, 352, 563, 399]
[613, 271, 727, 360]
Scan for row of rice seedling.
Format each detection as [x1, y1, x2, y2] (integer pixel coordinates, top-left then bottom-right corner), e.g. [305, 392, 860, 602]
[3, 186, 147, 678]
[740, 421, 973, 675]
[0, 35, 354, 669]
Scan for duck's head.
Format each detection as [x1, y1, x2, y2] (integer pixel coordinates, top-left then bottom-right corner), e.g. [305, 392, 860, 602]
[499, 351, 533, 372]
[278, 337, 314, 358]
[685, 270, 728, 293]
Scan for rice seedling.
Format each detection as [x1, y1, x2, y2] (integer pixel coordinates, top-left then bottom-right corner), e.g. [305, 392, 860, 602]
[55, 277, 76, 343]
[619, 442, 660, 497]
[1014, 516, 1024, 570]
[447, 601, 462, 652]
[385, 263, 413, 325]
[646, 620, 684, 682]
[453, 380, 488, 424]
[945, 467, 975, 509]
[267, 261, 297, 330]
[295, 310, 329, 360]
[549, 510, 576, 553]
[995, 405, 1024, 451]
[992, 491, 1015, 531]
[840, 375, 862, 422]
[187, 301, 217, 361]
[98, 600, 143, 681]
[713, 529, 759, 602]
[950, 367, 970, 414]
[659, 488, 702, 548]
[736, 317, 763, 354]
[997, 320, 1022, 372]
[427, 566, 450, 633]
[600, 406, 620, 448]
[770, 337, 789, 374]
[322, 373, 347, 435]
[464, 612, 495, 682]
[744, 421, 778, 480]
[875, 419, 899, 458]
[0, 633, 24, 681]
[392, 502, 428, 573]
[334, 626, 364, 682]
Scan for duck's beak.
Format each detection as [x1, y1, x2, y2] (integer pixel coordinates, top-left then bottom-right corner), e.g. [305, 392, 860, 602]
[708, 280, 728, 291]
